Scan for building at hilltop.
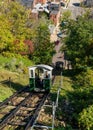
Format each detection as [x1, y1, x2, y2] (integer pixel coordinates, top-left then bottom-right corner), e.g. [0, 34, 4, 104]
[31, 2, 60, 25]
[33, 0, 47, 6]
[17, 0, 61, 25]
[49, 3, 60, 25]
[85, 0, 93, 6]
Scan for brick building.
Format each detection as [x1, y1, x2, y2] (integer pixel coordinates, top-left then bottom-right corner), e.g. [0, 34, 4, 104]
[33, 0, 47, 6]
[49, 3, 60, 25]
[50, 10, 60, 25]
[31, 1, 61, 25]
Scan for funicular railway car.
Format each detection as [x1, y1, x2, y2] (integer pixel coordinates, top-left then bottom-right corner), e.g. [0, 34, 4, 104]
[28, 64, 53, 92]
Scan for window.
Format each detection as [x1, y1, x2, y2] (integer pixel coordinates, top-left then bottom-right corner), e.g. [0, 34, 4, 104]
[31, 70, 33, 77]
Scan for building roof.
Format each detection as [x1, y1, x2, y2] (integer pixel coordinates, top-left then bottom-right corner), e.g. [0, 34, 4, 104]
[18, 0, 34, 8]
[29, 64, 53, 71]
[50, 10, 59, 15]
[32, 9, 38, 13]
[49, 3, 60, 12]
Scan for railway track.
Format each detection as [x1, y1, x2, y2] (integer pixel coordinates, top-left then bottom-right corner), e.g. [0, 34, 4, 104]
[0, 86, 29, 107]
[0, 86, 49, 130]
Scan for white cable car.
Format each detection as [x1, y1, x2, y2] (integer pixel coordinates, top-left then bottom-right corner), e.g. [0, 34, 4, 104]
[28, 64, 53, 91]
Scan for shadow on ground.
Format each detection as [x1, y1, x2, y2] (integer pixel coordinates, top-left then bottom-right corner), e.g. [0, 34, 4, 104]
[73, 2, 80, 6]
[2, 80, 25, 91]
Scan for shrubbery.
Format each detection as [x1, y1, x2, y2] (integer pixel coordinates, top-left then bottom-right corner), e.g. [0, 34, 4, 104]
[78, 105, 93, 130]
[54, 125, 72, 130]
[0, 55, 33, 74]
[61, 68, 93, 129]
[74, 68, 93, 88]
[73, 69, 93, 129]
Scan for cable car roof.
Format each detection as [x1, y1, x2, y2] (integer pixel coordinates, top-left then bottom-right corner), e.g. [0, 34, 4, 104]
[28, 64, 53, 71]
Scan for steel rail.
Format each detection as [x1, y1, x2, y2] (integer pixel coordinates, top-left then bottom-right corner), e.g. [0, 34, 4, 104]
[0, 92, 33, 130]
[0, 86, 29, 107]
[25, 92, 49, 130]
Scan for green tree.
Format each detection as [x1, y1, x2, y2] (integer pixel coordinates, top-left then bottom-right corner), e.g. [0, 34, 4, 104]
[78, 105, 93, 130]
[60, 10, 71, 30]
[63, 12, 93, 69]
[60, 10, 71, 22]
[32, 18, 54, 64]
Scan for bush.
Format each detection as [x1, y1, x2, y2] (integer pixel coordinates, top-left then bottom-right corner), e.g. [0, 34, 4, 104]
[54, 125, 72, 130]
[0, 55, 33, 73]
[78, 105, 93, 130]
[5, 58, 17, 71]
[74, 68, 93, 88]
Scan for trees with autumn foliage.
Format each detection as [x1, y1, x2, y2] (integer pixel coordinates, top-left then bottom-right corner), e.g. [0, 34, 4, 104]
[0, 0, 54, 64]
[0, 0, 34, 55]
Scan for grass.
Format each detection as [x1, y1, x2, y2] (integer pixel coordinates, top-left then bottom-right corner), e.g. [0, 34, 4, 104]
[51, 73, 73, 99]
[0, 84, 14, 101]
[0, 54, 34, 101]
[50, 70, 74, 129]
[0, 68, 29, 102]
[0, 69, 18, 81]
[0, 55, 33, 69]
[51, 69, 93, 130]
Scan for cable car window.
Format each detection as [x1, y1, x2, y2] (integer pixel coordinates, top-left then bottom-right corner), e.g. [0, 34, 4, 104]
[31, 70, 33, 77]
